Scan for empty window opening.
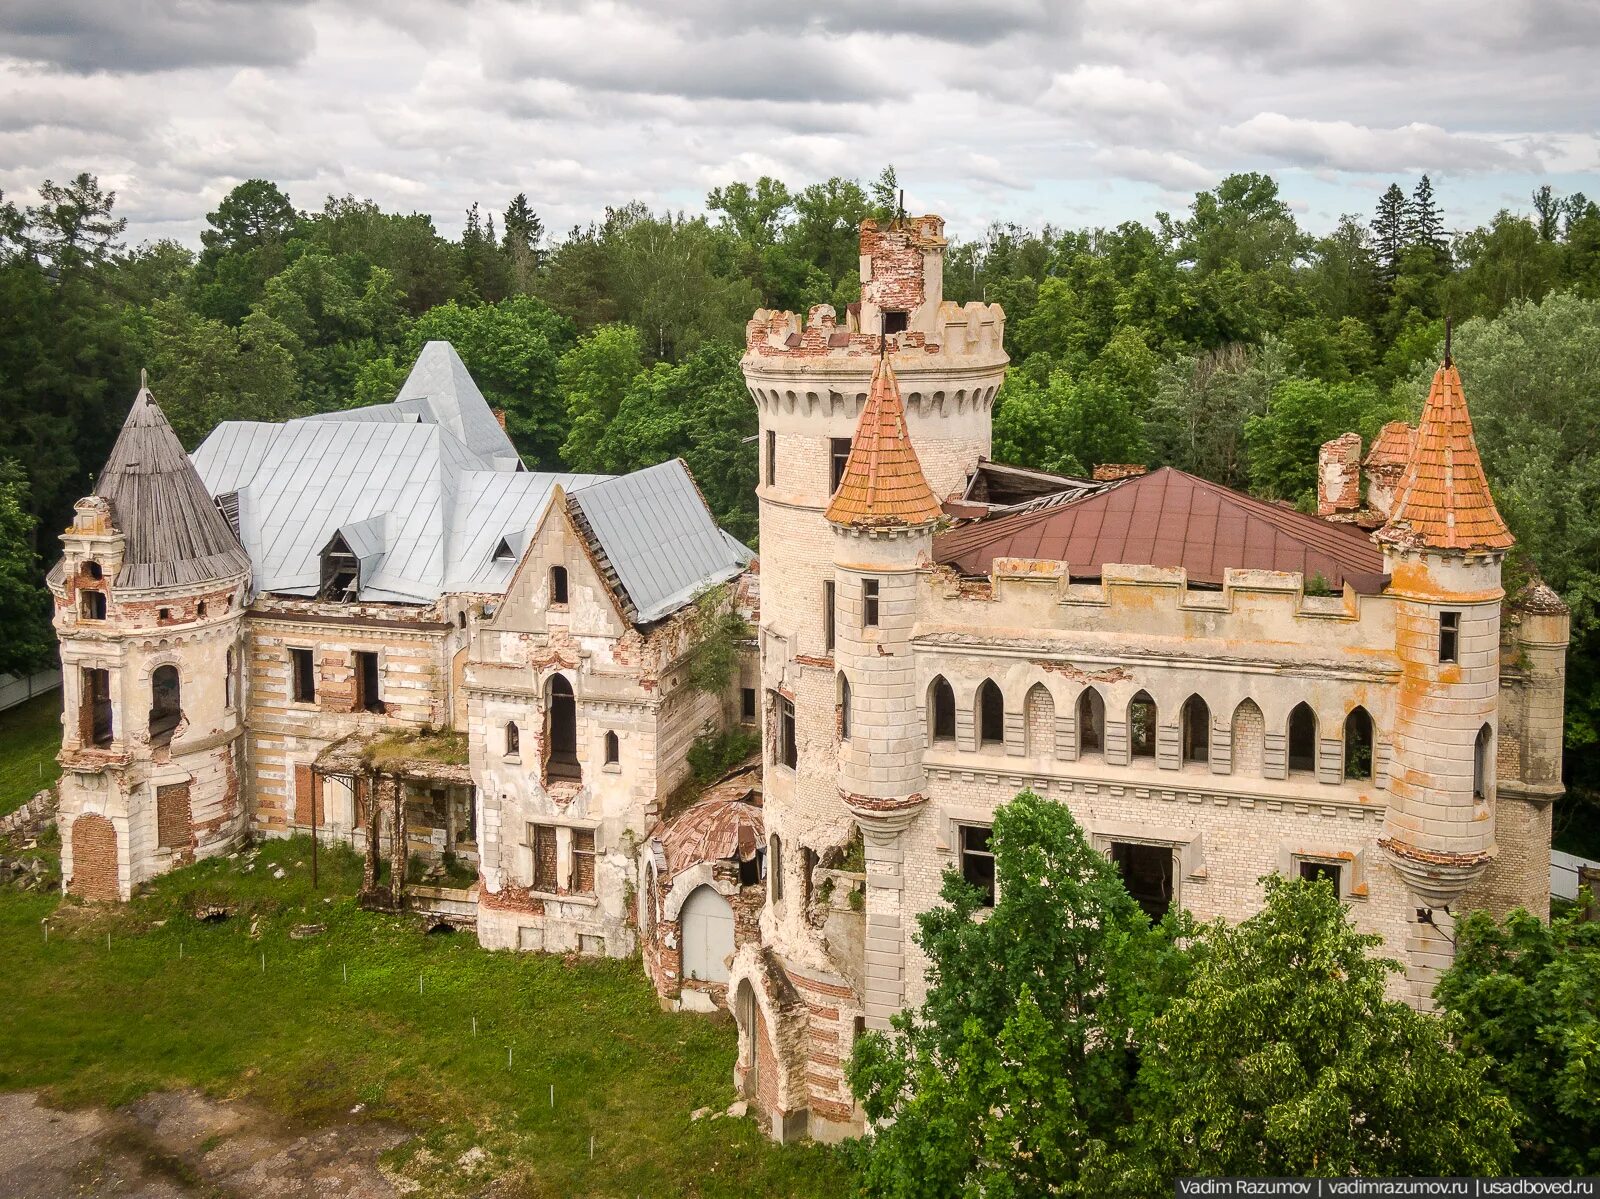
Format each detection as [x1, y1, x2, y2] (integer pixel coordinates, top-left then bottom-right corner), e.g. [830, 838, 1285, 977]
[1288, 702, 1317, 774]
[355, 651, 383, 713]
[978, 679, 1005, 746]
[862, 578, 880, 627]
[531, 823, 558, 892]
[604, 730, 620, 765]
[546, 675, 579, 779]
[764, 429, 776, 487]
[1128, 690, 1157, 759]
[1111, 841, 1174, 922]
[81, 561, 102, 581]
[319, 533, 359, 600]
[505, 721, 520, 758]
[572, 827, 596, 894]
[80, 590, 106, 621]
[81, 667, 113, 747]
[881, 309, 909, 335]
[457, 610, 468, 629]
[1078, 688, 1105, 754]
[741, 687, 757, 723]
[959, 824, 996, 907]
[830, 437, 852, 493]
[775, 693, 797, 768]
[1181, 695, 1210, 764]
[930, 676, 956, 743]
[148, 664, 182, 747]
[824, 580, 836, 651]
[1474, 723, 1492, 800]
[769, 833, 783, 901]
[838, 674, 852, 741]
[1344, 707, 1374, 781]
[1439, 611, 1460, 663]
[739, 848, 762, 888]
[196, 601, 206, 618]
[1299, 859, 1344, 892]
[158, 607, 171, 622]
[290, 648, 316, 703]
[550, 566, 569, 606]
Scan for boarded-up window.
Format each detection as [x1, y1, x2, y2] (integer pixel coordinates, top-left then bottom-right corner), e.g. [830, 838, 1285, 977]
[156, 782, 192, 849]
[294, 764, 324, 827]
[572, 827, 596, 895]
[531, 823, 558, 892]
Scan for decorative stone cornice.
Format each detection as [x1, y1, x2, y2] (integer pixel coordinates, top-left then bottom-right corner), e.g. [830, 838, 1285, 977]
[1378, 835, 1493, 905]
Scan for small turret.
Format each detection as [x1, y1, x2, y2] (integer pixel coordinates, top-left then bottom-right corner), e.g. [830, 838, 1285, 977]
[1375, 354, 1511, 1005]
[50, 378, 251, 901]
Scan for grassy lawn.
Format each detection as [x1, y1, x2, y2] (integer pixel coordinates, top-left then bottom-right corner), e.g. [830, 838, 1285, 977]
[0, 837, 857, 1197]
[0, 689, 62, 817]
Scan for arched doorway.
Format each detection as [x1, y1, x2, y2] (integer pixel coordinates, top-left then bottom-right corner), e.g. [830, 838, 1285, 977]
[680, 884, 735, 984]
[71, 813, 119, 902]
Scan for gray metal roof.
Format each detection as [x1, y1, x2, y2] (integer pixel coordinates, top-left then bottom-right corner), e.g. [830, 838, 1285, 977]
[569, 459, 754, 624]
[393, 340, 522, 467]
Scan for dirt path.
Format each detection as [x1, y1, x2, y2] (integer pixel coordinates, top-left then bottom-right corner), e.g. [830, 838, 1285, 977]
[0, 1089, 412, 1197]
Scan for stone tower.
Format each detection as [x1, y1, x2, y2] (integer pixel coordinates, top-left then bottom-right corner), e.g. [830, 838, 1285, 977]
[1374, 354, 1516, 1005]
[50, 380, 252, 901]
[730, 216, 1006, 1141]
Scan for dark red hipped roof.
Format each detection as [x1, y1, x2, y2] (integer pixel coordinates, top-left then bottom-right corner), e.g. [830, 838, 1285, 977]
[934, 467, 1388, 592]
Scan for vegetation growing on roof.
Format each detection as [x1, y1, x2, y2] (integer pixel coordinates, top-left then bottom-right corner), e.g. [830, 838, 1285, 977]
[360, 728, 469, 772]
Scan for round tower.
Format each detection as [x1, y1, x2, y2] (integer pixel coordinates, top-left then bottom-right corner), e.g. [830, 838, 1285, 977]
[741, 214, 1005, 937]
[49, 381, 251, 901]
[1374, 353, 1514, 1004]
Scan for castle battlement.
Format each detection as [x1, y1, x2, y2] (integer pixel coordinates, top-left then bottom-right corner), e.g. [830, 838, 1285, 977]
[744, 299, 1005, 365]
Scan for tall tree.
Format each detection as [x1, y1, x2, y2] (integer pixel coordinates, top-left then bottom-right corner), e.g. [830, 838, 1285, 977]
[0, 460, 54, 674]
[1371, 183, 1409, 282]
[25, 173, 126, 274]
[1437, 900, 1600, 1175]
[557, 323, 645, 473]
[1532, 185, 1563, 242]
[847, 790, 1184, 1199]
[1117, 876, 1516, 1187]
[1407, 174, 1448, 253]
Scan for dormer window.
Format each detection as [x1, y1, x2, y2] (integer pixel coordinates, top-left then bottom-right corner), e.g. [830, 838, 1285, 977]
[319, 533, 359, 600]
[493, 538, 515, 562]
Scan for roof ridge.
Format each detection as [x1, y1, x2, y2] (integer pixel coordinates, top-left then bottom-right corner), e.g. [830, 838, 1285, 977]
[1376, 361, 1513, 553]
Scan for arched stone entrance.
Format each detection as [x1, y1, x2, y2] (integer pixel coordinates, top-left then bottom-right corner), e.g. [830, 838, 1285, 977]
[680, 883, 735, 984]
[71, 813, 119, 901]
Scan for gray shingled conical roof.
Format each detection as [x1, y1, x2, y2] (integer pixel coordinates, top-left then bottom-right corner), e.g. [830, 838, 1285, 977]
[97, 384, 252, 590]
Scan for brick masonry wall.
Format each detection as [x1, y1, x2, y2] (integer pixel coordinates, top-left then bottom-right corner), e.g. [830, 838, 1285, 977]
[69, 811, 119, 901]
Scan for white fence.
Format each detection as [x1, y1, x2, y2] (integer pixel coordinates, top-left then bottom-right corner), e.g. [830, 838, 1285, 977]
[0, 669, 59, 713]
[1551, 849, 1600, 903]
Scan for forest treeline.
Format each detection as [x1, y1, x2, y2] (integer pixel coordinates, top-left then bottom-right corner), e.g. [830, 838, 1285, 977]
[1, 167, 1598, 831]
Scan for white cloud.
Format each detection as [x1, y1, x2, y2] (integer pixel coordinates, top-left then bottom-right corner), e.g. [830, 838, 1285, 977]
[1225, 113, 1532, 174]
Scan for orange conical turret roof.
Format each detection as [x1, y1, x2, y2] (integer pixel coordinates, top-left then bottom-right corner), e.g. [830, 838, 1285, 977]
[824, 357, 942, 529]
[1376, 357, 1513, 553]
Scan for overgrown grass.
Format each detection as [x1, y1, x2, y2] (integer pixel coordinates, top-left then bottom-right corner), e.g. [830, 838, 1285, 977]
[0, 837, 855, 1198]
[0, 690, 62, 817]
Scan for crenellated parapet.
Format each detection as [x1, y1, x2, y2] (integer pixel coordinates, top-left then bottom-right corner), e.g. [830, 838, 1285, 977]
[744, 300, 1006, 364]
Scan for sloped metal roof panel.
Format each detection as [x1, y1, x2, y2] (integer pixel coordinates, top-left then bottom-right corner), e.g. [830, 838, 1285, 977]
[571, 459, 753, 624]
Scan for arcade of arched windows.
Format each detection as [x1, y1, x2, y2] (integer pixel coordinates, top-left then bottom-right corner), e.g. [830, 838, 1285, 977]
[919, 670, 1414, 789]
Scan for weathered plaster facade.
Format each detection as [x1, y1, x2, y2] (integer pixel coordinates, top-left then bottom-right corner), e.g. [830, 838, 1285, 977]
[733, 216, 1571, 1142]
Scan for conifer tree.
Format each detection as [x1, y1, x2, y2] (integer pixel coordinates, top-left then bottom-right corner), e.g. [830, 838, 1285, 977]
[1371, 183, 1408, 281]
[1408, 174, 1447, 253]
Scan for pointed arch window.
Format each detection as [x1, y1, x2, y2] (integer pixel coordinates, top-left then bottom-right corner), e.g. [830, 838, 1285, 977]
[1474, 723, 1492, 800]
[1181, 695, 1210, 763]
[504, 721, 520, 758]
[1024, 684, 1055, 756]
[838, 674, 852, 741]
[1078, 688, 1105, 755]
[605, 729, 620, 766]
[977, 679, 1004, 746]
[149, 665, 182, 748]
[546, 675, 579, 779]
[1128, 690, 1157, 759]
[1288, 702, 1318, 775]
[929, 676, 956, 744]
[1344, 707, 1374, 781]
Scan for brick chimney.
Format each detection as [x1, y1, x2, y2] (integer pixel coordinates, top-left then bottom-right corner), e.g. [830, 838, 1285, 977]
[1092, 463, 1148, 482]
[1317, 433, 1363, 516]
[492, 408, 507, 431]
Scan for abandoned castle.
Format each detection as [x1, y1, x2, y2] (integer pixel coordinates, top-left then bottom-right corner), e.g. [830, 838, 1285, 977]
[48, 215, 1568, 1144]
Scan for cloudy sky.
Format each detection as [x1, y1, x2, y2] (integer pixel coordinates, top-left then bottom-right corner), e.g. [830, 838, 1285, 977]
[1, 0, 1596, 248]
